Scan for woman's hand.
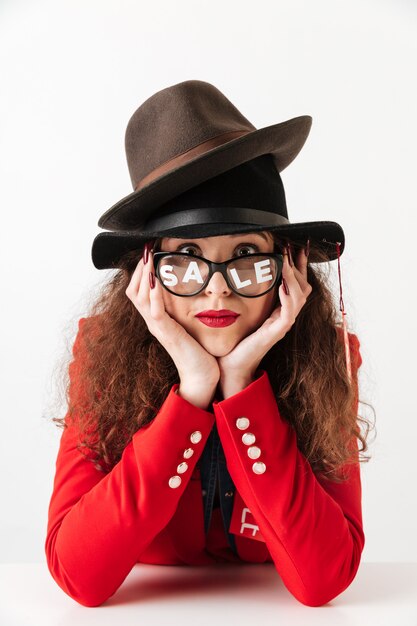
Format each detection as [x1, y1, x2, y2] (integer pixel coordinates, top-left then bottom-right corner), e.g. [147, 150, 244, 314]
[125, 243, 220, 405]
[217, 244, 312, 393]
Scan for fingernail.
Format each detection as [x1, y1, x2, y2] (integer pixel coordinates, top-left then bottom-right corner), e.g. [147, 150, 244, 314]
[305, 238, 310, 258]
[144, 243, 149, 265]
[149, 271, 155, 289]
[286, 244, 294, 267]
[282, 277, 290, 295]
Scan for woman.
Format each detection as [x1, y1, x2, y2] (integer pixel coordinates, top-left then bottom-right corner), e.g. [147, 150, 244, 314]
[45, 80, 373, 608]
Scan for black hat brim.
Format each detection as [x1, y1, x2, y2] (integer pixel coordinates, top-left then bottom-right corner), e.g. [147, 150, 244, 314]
[91, 220, 345, 270]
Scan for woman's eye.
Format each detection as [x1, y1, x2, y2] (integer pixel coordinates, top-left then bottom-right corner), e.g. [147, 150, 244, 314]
[179, 246, 198, 255]
[177, 243, 259, 256]
[236, 245, 258, 256]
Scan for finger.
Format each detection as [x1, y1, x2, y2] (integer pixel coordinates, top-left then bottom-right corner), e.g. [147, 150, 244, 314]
[277, 279, 298, 328]
[281, 254, 311, 325]
[283, 246, 308, 295]
[294, 244, 308, 281]
[137, 248, 165, 321]
[148, 250, 165, 320]
[282, 247, 302, 290]
[279, 255, 296, 304]
[290, 244, 312, 298]
[285, 243, 307, 280]
[136, 248, 153, 307]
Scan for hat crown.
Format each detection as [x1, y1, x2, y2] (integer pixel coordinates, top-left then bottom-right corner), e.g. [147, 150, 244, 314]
[124, 80, 256, 190]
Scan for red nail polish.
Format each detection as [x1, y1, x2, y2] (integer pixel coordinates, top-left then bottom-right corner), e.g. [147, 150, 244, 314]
[144, 243, 149, 264]
[149, 271, 155, 289]
[282, 277, 290, 295]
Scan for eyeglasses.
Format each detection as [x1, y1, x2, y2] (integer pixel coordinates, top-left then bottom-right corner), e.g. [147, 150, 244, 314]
[152, 251, 284, 298]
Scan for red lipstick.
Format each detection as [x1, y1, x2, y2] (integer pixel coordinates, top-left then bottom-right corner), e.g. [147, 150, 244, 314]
[195, 309, 240, 328]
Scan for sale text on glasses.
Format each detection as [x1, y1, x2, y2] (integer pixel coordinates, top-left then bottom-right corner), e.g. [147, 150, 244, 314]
[152, 252, 283, 295]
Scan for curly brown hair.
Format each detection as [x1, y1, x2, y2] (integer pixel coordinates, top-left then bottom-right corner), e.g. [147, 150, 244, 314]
[46, 233, 376, 484]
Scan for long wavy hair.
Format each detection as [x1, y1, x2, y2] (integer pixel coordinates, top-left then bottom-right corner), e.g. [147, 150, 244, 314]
[46, 232, 376, 483]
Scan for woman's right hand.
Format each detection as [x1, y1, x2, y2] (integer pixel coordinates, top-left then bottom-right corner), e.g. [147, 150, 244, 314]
[125, 243, 220, 407]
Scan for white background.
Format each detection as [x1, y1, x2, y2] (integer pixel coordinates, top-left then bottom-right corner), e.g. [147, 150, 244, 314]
[1, 0, 416, 564]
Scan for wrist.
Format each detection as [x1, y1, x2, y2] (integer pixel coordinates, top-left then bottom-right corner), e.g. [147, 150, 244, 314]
[219, 374, 255, 400]
[177, 382, 216, 410]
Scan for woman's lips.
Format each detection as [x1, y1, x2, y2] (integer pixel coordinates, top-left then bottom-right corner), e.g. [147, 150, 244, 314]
[196, 316, 239, 328]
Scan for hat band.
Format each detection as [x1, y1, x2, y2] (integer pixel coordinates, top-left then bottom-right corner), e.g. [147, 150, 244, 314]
[144, 207, 290, 231]
[135, 129, 251, 192]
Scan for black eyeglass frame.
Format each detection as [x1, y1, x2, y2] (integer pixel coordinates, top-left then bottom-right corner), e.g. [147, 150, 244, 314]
[152, 251, 284, 298]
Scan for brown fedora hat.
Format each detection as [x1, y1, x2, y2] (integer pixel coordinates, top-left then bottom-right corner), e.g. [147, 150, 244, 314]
[97, 79, 313, 231]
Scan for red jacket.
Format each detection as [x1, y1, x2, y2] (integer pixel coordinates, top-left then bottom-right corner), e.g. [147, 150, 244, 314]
[45, 317, 364, 608]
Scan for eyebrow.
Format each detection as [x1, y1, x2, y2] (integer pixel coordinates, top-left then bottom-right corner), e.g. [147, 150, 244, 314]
[228, 232, 270, 242]
[166, 232, 270, 244]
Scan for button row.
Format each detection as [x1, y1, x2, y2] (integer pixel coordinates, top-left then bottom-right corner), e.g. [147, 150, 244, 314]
[236, 416, 266, 474]
[168, 430, 202, 489]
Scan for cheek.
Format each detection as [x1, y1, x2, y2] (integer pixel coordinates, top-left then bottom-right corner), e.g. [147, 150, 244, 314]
[268, 284, 280, 309]
[254, 287, 278, 321]
[161, 289, 174, 313]
[161, 290, 188, 322]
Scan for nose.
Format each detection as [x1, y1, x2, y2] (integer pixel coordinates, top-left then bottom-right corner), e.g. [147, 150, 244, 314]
[204, 269, 232, 296]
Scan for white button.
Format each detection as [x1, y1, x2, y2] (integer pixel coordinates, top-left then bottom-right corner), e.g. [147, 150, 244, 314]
[236, 417, 250, 430]
[177, 461, 188, 474]
[168, 475, 182, 488]
[247, 445, 261, 459]
[190, 431, 202, 444]
[242, 432, 256, 445]
[183, 448, 194, 459]
[252, 461, 266, 474]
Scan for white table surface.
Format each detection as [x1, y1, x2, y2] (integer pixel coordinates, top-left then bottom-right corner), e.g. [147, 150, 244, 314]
[0, 562, 416, 626]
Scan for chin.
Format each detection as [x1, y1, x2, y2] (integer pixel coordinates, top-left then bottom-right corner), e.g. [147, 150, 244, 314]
[199, 336, 240, 358]
[205, 346, 232, 358]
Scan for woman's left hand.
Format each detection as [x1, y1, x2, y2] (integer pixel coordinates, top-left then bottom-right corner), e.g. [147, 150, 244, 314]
[217, 244, 312, 392]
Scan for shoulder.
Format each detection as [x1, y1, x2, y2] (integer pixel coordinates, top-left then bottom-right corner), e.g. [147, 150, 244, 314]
[72, 315, 102, 353]
[66, 316, 103, 429]
[77, 314, 102, 334]
[69, 315, 103, 388]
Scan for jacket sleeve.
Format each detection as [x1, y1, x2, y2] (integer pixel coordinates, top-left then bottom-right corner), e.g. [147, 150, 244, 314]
[212, 333, 364, 607]
[45, 317, 215, 607]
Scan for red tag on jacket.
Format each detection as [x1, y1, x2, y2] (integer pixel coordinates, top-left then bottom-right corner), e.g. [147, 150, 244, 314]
[229, 490, 265, 542]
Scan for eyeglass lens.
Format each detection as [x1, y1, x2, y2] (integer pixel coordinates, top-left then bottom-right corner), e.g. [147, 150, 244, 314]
[157, 254, 279, 296]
